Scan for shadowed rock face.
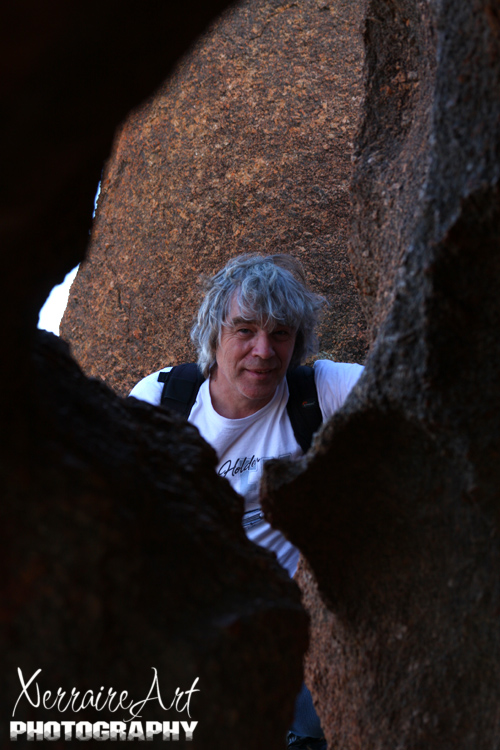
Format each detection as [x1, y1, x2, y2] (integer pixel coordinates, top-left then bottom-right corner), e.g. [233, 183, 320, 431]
[351, 0, 436, 340]
[3, 331, 307, 746]
[1, 3, 309, 747]
[60, 0, 368, 396]
[263, 0, 500, 747]
[2, 0, 237, 375]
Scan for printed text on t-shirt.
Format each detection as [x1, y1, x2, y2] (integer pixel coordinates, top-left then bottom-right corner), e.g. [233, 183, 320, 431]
[218, 456, 262, 478]
[218, 453, 292, 480]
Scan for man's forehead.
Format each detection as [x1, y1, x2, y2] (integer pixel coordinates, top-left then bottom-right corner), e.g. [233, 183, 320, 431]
[225, 294, 287, 329]
[227, 293, 245, 317]
[225, 312, 269, 328]
[226, 294, 256, 323]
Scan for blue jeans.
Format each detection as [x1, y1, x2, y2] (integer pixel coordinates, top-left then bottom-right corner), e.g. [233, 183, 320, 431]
[290, 683, 324, 738]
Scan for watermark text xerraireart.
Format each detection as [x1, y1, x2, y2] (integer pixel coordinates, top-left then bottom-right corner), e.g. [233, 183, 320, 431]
[10, 668, 199, 742]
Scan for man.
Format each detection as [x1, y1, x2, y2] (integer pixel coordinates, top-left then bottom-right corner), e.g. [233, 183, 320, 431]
[130, 253, 363, 749]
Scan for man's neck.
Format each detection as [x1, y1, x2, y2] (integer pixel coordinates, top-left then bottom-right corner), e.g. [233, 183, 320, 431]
[209, 373, 276, 419]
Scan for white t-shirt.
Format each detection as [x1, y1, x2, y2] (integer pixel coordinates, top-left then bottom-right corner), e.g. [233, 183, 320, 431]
[130, 360, 363, 576]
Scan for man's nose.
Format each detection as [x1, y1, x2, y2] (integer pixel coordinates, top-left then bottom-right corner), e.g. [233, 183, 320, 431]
[252, 330, 275, 358]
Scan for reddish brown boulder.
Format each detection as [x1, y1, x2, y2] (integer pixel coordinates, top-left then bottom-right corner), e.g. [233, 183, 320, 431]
[2, 331, 308, 746]
[351, 0, 436, 341]
[1, 0, 235, 380]
[263, 0, 500, 748]
[1, 3, 309, 747]
[61, 0, 369, 396]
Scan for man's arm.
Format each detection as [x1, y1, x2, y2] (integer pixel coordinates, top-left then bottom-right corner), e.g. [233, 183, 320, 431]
[313, 359, 364, 421]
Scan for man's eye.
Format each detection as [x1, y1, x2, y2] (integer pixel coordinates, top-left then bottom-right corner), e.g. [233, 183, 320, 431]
[237, 328, 252, 335]
[273, 329, 291, 338]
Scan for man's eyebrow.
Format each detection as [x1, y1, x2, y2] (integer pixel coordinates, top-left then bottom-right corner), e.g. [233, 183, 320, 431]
[226, 316, 295, 331]
[227, 316, 257, 327]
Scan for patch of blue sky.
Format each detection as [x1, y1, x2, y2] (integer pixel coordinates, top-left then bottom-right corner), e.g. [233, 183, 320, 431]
[37, 181, 101, 336]
[38, 265, 79, 335]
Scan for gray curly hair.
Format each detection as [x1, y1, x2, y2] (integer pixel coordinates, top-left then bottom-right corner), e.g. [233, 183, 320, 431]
[191, 254, 325, 377]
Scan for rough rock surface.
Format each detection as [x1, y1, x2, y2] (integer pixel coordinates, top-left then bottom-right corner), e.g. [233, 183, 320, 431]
[5, 0, 500, 748]
[2, 0, 235, 378]
[351, 0, 436, 340]
[61, 0, 369, 396]
[1, 3, 309, 747]
[263, 0, 500, 748]
[2, 331, 307, 747]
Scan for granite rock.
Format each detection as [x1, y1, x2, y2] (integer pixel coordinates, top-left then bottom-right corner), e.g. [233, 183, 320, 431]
[1, 3, 309, 747]
[61, 0, 369, 396]
[1, 0, 235, 379]
[1, 331, 307, 747]
[263, 0, 500, 748]
[6, 0, 500, 747]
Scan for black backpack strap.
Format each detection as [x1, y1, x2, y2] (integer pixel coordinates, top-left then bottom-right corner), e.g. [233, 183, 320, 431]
[286, 366, 323, 453]
[158, 363, 205, 418]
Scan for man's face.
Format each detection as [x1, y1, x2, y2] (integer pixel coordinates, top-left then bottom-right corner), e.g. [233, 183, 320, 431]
[210, 293, 297, 418]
